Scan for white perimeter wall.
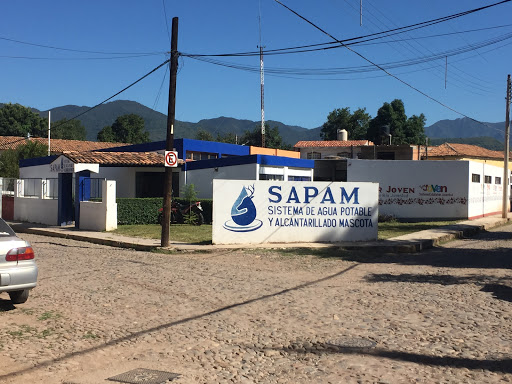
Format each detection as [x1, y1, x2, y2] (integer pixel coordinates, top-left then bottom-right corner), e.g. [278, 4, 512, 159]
[80, 180, 117, 231]
[347, 160, 470, 219]
[14, 197, 58, 225]
[468, 161, 504, 219]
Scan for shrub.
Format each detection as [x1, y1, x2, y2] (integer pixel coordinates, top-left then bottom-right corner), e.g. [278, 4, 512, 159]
[116, 197, 213, 225]
[117, 198, 162, 225]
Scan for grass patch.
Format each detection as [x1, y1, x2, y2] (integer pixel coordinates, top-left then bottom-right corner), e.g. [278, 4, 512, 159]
[7, 330, 24, 338]
[38, 328, 55, 338]
[82, 331, 99, 339]
[113, 221, 459, 243]
[38, 311, 61, 321]
[378, 220, 459, 240]
[7, 325, 37, 339]
[19, 308, 35, 315]
[113, 224, 212, 244]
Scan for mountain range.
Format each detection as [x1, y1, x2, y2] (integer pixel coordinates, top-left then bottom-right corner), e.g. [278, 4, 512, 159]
[2, 100, 508, 147]
[29, 100, 322, 145]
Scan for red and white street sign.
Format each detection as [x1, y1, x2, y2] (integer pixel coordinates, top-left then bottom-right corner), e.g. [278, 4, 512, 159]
[164, 151, 178, 167]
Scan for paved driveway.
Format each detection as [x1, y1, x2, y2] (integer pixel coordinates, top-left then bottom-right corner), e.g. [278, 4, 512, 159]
[0, 228, 511, 383]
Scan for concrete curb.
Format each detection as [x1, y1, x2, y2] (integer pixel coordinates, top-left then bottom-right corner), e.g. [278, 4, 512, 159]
[10, 216, 511, 254]
[12, 226, 159, 252]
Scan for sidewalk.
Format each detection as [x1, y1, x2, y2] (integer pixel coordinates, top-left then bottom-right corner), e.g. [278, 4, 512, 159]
[9, 214, 512, 253]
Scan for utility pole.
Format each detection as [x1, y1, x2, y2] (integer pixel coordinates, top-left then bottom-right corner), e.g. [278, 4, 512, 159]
[161, 17, 179, 247]
[260, 45, 265, 147]
[502, 74, 511, 218]
[48, 111, 51, 156]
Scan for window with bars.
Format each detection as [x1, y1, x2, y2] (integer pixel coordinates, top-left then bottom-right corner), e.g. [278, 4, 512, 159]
[260, 174, 284, 181]
[186, 151, 218, 161]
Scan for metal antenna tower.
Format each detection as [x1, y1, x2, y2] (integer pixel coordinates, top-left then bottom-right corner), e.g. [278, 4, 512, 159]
[259, 0, 265, 147]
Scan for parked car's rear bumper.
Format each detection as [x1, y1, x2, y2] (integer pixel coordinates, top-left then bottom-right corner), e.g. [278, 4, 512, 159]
[0, 264, 38, 292]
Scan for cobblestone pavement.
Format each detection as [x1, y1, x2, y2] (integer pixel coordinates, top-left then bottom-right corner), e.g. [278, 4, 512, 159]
[0, 226, 511, 384]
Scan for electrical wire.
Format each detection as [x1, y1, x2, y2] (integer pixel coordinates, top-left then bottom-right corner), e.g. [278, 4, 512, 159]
[272, 0, 502, 130]
[356, 24, 512, 47]
[181, 25, 512, 58]
[0, 35, 165, 56]
[48, 59, 170, 132]
[162, 0, 172, 45]
[184, 31, 512, 78]
[181, 0, 512, 58]
[0, 53, 165, 61]
[348, 0, 494, 93]
[153, 65, 169, 110]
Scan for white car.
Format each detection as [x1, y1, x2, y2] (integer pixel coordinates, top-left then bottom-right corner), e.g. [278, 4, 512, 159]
[0, 218, 37, 304]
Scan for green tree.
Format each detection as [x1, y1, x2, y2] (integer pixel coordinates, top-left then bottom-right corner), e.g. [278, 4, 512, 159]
[195, 129, 215, 141]
[321, 107, 370, 141]
[404, 113, 427, 145]
[0, 140, 48, 178]
[97, 114, 149, 144]
[97, 125, 114, 142]
[240, 124, 291, 149]
[51, 118, 87, 140]
[368, 99, 426, 145]
[0, 103, 47, 137]
[0, 150, 19, 178]
[216, 132, 237, 144]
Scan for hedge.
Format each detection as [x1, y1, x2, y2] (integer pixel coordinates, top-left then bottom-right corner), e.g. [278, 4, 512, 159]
[116, 198, 213, 225]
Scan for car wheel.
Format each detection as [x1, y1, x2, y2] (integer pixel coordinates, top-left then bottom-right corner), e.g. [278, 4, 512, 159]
[9, 289, 29, 304]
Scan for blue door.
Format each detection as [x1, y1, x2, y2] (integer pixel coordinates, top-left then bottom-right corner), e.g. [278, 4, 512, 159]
[57, 173, 73, 226]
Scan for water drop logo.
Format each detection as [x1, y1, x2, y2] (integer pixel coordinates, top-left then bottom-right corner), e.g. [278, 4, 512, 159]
[223, 184, 263, 232]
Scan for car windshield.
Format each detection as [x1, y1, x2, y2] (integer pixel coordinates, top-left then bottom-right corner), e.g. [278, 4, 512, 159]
[0, 218, 16, 237]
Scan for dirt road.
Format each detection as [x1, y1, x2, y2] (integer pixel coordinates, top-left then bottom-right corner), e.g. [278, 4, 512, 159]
[1, 229, 511, 383]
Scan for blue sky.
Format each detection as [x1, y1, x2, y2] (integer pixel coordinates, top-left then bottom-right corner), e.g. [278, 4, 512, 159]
[1, 0, 511, 132]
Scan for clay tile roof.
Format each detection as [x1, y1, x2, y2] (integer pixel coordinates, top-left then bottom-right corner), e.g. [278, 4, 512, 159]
[62, 151, 184, 167]
[427, 143, 508, 159]
[294, 140, 372, 148]
[0, 136, 130, 152]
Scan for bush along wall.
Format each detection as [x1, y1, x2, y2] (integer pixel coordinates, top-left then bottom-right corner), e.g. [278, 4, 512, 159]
[116, 198, 213, 225]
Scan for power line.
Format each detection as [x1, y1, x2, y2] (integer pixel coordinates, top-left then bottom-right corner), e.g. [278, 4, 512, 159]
[162, 0, 172, 45]
[344, 0, 498, 92]
[48, 59, 170, 132]
[0, 53, 164, 61]
[153, 65, 169, 110]
[184, 31, 512, 77]
[181, 0, 512, 58]
[272, 0, 501, 129]
[0, 35, 165, 56]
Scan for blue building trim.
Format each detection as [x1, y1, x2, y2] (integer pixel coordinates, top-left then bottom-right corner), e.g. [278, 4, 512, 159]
[20, 155, 58, 168]
[94, 138, 250, 159]
[185, 154, 314, 171]
[178, 138, 249, 159]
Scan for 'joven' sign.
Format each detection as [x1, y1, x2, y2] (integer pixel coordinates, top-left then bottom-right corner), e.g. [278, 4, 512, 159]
[212, 180, 378, 244]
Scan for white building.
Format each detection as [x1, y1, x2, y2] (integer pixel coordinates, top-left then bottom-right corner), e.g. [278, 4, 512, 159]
[346, 159, 507, 220]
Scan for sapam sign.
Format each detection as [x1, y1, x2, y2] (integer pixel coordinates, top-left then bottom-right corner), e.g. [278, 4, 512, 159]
[212, 180, 378, 244]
